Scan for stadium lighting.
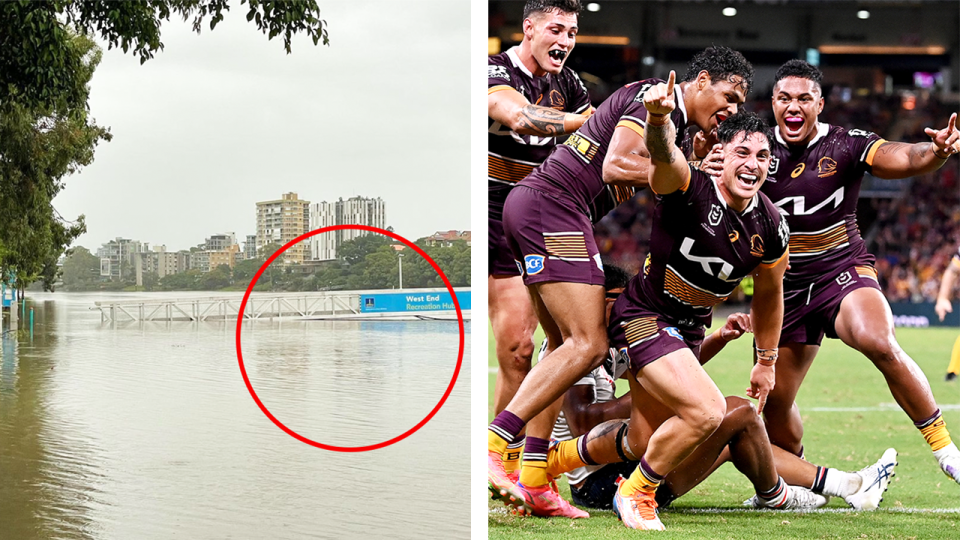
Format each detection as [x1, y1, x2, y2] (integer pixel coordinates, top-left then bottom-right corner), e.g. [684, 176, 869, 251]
[587, 3, 600, 12]
[722, 7, 737, 17]
[857, 10, 870, 19]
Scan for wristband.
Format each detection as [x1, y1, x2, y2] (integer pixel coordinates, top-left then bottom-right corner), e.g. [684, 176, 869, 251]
[647, 113, 669, 126]
[756, 347, 778, 366]
[933, 146, 951, 159]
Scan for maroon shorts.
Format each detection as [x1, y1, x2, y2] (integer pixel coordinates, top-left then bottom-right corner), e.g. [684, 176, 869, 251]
[608, 295, 705, 375]
[502, 185, 605, 287]
[489, 214, 522, 277]
[780, 264, 882, 346]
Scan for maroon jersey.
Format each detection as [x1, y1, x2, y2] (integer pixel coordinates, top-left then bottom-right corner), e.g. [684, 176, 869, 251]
[488, 48, 591, 219]
[521, 78, 689, 222]
[623, 169, 789, 330]
[761, 124, 885, 288]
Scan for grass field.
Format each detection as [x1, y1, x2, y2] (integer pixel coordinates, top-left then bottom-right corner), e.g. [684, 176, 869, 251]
[488, 322, 960, 539]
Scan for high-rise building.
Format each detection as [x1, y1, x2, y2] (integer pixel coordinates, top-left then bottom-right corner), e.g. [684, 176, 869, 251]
[256, 192, 310, 264]
[244, 235, 257, 260]
[97, 238, 145, 280]
[139, 245, 180, 278]
[308, 201, 337, 260]
[308, 196, 386, 260]
[205, 232, 237, 252]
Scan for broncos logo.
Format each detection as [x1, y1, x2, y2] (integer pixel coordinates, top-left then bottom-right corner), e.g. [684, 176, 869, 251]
[817, 157, 838, 178]
[750, 234, 765, 258]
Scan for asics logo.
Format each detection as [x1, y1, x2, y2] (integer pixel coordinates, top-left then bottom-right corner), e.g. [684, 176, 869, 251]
[866, 463, 894, 491]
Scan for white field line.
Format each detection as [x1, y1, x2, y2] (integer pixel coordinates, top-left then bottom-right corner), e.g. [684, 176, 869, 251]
[668, 507, 960, 514]
[488, 367, 960, 412]
[489, 506, 960, 515]
[807, 404, 960, 412]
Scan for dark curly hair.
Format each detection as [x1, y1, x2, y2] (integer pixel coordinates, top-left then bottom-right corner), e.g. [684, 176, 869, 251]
[682, 46, 754, 94]
[717, 112, 771, 147]
[603, 262, 632, 292]
[774, 59, 824, 92]
[523, 0, 582, 19]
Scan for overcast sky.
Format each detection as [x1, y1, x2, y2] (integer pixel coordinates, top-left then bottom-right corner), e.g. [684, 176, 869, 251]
[54, 0, 469, 252]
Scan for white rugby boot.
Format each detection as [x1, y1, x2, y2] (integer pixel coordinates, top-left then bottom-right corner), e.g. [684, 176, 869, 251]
[845, 448, 897, 510]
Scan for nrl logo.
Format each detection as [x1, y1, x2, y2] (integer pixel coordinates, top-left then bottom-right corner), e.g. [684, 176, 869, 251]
[768, 155, 780, 174]
[708, 204, 723, 226]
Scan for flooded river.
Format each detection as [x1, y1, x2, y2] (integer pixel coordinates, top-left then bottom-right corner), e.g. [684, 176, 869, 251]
[0, 292, 470, 539]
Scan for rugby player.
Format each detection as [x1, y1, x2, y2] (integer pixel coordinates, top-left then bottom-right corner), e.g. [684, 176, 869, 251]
[548, 266, 896, 514]
[487, 0, 592, 477]
[604, 83, 790, 529]
[487, 47, 754, 518]
[933, 246, 960, 381]
[756, 59, 960, 486]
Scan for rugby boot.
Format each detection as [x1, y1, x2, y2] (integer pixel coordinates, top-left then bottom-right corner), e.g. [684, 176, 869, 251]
[744, 485, 828, 510]
[612, 479, 664, 530]
[934, 443, 960, 485]
[488, 450, 526, 512]
[516, 480, 589, 518]
[845, 448, 897, 509]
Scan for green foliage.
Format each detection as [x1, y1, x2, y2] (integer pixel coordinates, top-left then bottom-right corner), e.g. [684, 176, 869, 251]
[0, 32, 108, 291]
[338, 234, 392, 266]
[60, 246, 101, 291]
[141, 271, 160, 291]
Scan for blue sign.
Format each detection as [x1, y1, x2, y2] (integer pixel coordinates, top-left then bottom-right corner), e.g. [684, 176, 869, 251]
[889, 301, 960, 328]
[1, 278, 14, 309]
[360, 290, 470, 314]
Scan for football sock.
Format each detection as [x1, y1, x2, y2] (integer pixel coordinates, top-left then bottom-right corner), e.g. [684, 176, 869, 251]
[619, 456, 662, 496]
[811, 466, 858, 497]
[519, 436, 550, 488]
[947, 335, 960, 377]
[933, 442, 960, 466]
[545, 435, 594, 477]
[757, 476, 788, 507]
[915, 409, 953, 452]
[503, 436, 524, 475]
[488, 410, 525, 454]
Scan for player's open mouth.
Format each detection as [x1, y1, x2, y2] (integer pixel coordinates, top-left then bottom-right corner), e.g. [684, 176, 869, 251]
[548, 50, 567, 62]
[716, 114, 728, 124]
[737, 172, 759, 187]
[784, 117, 804, 135]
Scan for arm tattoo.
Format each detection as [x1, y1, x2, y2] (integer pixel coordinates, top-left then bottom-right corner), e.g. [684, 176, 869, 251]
[585, 419, 627, 447]
[877, 141, 910, 155]
[517, 105, 566, 137]
[646, 122, 677, 163]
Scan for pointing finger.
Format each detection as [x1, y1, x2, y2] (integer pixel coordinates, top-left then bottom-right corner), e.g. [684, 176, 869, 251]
[757, 392, 767, 415]
[949, 112, 957, 133]
[666, 70, 676, 98]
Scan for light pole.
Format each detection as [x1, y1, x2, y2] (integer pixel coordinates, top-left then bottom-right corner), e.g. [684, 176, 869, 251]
[398, 253, 404, 290]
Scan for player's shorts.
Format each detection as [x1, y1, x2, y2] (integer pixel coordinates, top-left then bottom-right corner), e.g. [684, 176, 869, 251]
[502, 185, 605, 287]
[608, 296, 705, 375]
[569, 460, 679, 509]
[780, 263, 882, 346]
[570, 461, 638, 509]
[489, 213, 522, 277]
